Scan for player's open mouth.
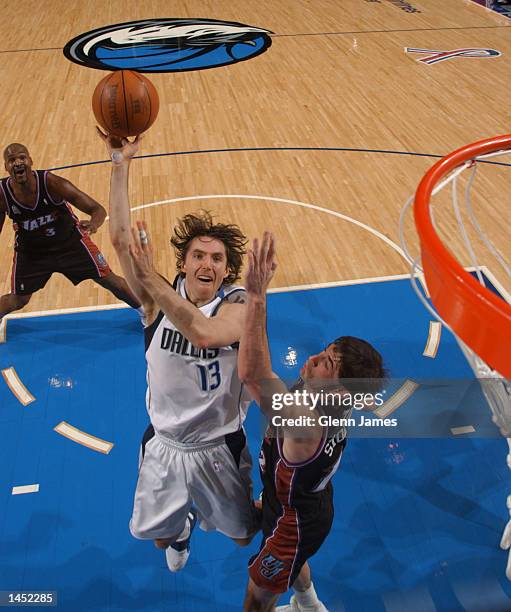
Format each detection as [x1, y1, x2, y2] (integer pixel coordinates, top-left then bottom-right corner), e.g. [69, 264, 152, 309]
[13, 166, 26, 177]
[197, 275, 213, 284]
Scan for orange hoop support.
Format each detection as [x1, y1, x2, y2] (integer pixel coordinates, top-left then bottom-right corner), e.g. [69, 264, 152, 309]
[414, 134, 511, 379]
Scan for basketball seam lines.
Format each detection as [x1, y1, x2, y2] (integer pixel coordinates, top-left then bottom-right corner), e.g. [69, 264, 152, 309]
[121, 70, 130, 136]
[141, 80, 152, 133]
[99, 74, 112, 136]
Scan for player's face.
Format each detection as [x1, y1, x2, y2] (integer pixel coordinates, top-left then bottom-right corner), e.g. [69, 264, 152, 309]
[4, 145, 33, 184]
[300, 344, 341, 380]
[182, 236, 229, 303]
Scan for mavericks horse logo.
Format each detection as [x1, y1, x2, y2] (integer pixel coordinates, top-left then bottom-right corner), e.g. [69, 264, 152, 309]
[64, 18, 272, 73]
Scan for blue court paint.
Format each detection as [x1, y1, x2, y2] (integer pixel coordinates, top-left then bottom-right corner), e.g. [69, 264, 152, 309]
[0, 276, 509, 611]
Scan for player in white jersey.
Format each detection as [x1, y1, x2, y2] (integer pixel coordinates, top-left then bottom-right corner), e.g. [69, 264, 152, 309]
[98, 130, 258, 571]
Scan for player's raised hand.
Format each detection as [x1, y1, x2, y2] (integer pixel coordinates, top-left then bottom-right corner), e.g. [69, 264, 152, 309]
[245, 231, 277, 296]
[128, 220, 154, 280]
[96, 127, 143, 165]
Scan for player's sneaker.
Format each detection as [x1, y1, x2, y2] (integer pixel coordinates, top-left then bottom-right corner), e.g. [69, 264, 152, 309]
[276, 595, 329, 611]
[165, 509, 197, 572]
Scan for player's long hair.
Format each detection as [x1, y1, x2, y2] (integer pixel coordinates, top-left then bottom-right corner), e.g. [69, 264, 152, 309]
[171, 210, 247, 285]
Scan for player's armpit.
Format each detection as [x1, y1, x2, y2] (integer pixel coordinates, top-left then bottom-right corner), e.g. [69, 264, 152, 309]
[0, 211, 5, 234]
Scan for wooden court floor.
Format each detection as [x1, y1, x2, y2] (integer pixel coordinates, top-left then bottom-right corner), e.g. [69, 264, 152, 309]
[0, 0, 509, 312]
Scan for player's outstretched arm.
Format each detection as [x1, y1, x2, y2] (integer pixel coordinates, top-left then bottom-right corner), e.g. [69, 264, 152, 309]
[96, 128, 141, 250]
[96, 130, 156, 318]
[46, 173, 106, 234]
[128, 221, 245, 347]
[240, 233, 324, 460]
[238, 232, 285, 407]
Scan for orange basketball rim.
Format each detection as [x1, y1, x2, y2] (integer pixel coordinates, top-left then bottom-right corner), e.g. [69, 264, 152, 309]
[414, 134, 511, 379]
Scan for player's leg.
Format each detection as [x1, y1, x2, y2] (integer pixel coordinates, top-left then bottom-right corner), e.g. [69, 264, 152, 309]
[275, 562, 326, 611]
[189, 430, 260, 544]
[243, 577, 279, 612]
[59, 233, 141, 309]
[0, 292, 32, 318]
[291, 561, 311, 591]
[1, 249, 51, 324]
[129, 425, 194, 571]
[94, 271, 141, 309]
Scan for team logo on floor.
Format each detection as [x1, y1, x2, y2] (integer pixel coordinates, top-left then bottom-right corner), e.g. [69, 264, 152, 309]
[63, 18, 272, 73]
[405, 47, 501, 64]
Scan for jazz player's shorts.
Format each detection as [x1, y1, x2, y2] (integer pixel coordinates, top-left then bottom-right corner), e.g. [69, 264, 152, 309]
[11, 232, 111, 295]
[129, 425, 259, 541]
[248, 489, 334, 593]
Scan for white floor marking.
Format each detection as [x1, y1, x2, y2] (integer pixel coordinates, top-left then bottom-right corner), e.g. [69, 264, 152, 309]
[423, 321, 442, 358]
[54, 421, 114, 454]
[451, 425, 476, 435]
[12, 484, 39, 495]
[1, 367, 35, 406]
[374, 380, 419, 418]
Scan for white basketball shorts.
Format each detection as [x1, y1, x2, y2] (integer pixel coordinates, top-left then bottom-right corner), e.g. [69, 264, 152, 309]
[129, 424, 258, 541]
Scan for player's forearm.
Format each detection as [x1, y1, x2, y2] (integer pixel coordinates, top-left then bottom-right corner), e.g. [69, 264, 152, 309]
[88, 204, 107, 229]
[109, 163, 132, 250]
[239, 295, 273, 384]
[139, 271, 211, 347]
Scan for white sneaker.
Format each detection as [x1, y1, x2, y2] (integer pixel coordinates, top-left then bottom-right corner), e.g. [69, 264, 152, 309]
[165, 509, 197, 572]
[276, 595, 329, 612]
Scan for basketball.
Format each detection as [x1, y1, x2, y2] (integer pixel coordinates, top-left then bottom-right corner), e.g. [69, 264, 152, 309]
[92, 69, 159, 138]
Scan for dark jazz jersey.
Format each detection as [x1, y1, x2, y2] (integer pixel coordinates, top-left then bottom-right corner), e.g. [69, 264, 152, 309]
[259, 426, 347, 527]
[1, 170, 79, 251]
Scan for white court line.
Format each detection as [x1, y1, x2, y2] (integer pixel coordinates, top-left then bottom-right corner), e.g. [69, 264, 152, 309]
[1, 302, 130, 319]
[417, 273, 431, 298]
[12, 484, 39, 495]
[3, 273, 418, 320]
[1, 367, 35, 406]
[479, 265, 511, 305]
[451, 425, 476, 436]
[54, 421, 114, 454]
[374, 380, 419, 418]
[125, 193, 409, 261]
[423, 321, 442, 358]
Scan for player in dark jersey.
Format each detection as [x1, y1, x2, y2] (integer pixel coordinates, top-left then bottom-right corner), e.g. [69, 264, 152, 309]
[0, 143, 142, 334]
[238, 232, 386, 612]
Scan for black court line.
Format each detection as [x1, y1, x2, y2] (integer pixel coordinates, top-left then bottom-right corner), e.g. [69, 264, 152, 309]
[0, 23, 509, 55]
[273, 24, 511, 37]
[0, 47, 61, 54]
[48, 146, 511, 172]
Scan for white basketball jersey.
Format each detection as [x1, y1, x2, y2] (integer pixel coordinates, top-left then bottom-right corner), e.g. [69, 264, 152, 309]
[144, 275, 251, 443]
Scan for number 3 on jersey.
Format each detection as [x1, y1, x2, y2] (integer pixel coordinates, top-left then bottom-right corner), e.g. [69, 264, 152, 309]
[197, 361, 221, 391]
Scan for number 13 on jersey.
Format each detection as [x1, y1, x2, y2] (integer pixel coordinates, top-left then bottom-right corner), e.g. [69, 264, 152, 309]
[196, 361, 221, 391]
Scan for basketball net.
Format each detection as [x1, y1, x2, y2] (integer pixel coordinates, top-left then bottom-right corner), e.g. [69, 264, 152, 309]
[400, 135, 511, 578]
